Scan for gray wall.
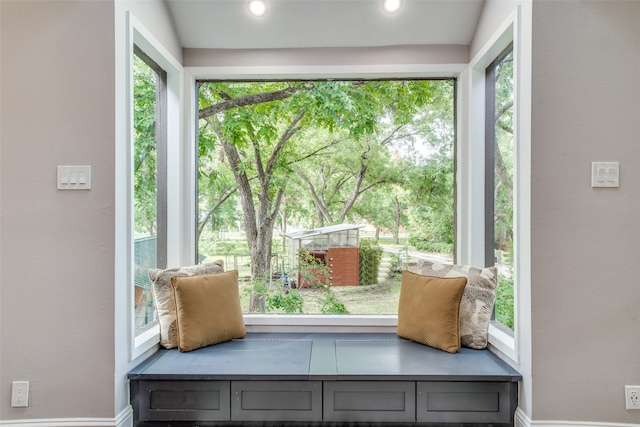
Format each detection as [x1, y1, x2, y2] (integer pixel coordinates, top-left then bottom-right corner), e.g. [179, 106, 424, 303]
[0, 0, 116, 419]
[531, 1, 640, 423]
[183, 45, 469, 67]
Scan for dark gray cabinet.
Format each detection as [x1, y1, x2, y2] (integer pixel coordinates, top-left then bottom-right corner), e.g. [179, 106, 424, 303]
[139, 380, 230, 421]
[231, 381, 322, 422]
[417, 381, 516, 424]
[323, 381, 415, 423]
[129, 333, 521, 426]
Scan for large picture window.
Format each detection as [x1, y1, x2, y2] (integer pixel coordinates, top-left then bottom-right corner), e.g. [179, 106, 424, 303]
[486, 45, 515, 332]
[196, 79, 455, 315]
[132, 46, 167, 333]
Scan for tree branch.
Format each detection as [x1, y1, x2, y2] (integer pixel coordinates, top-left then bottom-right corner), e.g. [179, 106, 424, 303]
[206, 116, 260, 242]
[495, 100, 513, 122]
[294, 167, 334, 224]
[286, 138, 348, 166]
[196, 187, 238, 241]
[266, 110, 305, 177]
[199, 87, 302, 119]
[379, 125, 404, 146]
[337, 157, 369, 221]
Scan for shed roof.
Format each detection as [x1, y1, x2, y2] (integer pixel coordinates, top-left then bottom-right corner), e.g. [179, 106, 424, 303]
[284, 224, 364, 240]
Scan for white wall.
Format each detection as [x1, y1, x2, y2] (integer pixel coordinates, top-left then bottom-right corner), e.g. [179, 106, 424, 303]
[113, 0, 184, 421]
[530, 1, 640, 424]
[471, 0, 522, 60]
[0, 0, 116, 420]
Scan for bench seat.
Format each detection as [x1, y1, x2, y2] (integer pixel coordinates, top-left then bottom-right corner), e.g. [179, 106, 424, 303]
[128, 332, 521, 426]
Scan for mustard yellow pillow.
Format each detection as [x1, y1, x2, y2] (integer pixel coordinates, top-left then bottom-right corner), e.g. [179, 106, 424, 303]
[171, 270, 246, 352]
[409, 260, 497, 349]
[397, 270, 467, 353]
[149, 260, 225, 349]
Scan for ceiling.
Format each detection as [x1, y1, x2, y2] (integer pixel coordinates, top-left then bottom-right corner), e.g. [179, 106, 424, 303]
[164, 0, 485, 50]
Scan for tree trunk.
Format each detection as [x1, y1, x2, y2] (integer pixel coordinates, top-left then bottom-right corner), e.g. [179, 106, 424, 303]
[208, 112, 300, 282]
[394, 197, 401, 244]
[280, 200, 287, 255]
[316, 205, 325, 228]
[295, 167, 333, 225]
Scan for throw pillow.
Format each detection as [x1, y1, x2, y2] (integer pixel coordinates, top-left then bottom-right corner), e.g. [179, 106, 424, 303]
[171, 270, 246, 352]
[409, 260, 498, 349]
[397, 270, 467, 353]
[148, 260, 224, 349]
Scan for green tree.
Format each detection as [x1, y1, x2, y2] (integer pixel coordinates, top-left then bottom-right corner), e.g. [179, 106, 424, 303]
[292, 126, 405, 227]
[198, 80, 439, 280]
[133, 55, 158, 237]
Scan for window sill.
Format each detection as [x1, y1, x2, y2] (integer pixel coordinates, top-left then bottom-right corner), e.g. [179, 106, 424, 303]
[487, 322, 517, 363]
[133, 323, 160, 360]
[244, 314, 398, 334]
[244, 316, 520, 365]
[132, 316, 518, 363]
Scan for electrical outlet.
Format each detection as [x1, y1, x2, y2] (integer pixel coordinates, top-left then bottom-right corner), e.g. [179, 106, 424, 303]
[626, 385, 640, 410]
[11, 381, 29, 407]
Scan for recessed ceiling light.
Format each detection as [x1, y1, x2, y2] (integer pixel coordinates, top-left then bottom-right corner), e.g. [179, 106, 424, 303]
[248, 0, 268, 17]
[382, 0, 402, 13]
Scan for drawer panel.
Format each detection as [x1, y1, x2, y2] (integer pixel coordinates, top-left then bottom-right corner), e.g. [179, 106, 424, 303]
[139, 380, 230, 421]
[231, 381, 322, 422]
[417, 381, 511, 424]
[323, 381, 415, 422]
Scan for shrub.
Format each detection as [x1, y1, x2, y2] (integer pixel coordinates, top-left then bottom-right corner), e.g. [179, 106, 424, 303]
[359, 239, 383, 286]
[266, 290, 304, 314]
[495, 273, 514, 329]
[414, 240, 454, 255]
[387, 253, 403, 279]
[320, 292, 349, 314]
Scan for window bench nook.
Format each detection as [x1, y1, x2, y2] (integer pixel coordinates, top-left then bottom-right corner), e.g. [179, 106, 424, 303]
[128, 332, 521, 426]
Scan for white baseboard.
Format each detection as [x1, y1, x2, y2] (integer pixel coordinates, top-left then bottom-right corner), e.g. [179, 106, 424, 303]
[515, 408, 639, 427]
[516, 408, 533, 427]
[0, 406, 132, 427]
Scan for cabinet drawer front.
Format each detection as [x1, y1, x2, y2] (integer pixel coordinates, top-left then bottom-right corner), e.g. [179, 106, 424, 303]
[417, 381, 512, 424]
[139, 380, 230, 421]
[323, 381, 415, 423]
[231, 381, 322, 422]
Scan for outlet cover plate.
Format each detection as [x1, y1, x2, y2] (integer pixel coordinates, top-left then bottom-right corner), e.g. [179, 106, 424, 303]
[11, 381, 29, 407]
[626, 385, 640, 410]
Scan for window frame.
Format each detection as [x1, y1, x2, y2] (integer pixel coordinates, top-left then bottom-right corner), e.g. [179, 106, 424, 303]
[485, 43, 514, 334]
[183, 66, 464, 332]
[132, 44, 168, 335]
[194, 77, 457, 318]
[462, 7, 530, 364]
[179, 8, 530, 364]
[125, 14, 184, 360]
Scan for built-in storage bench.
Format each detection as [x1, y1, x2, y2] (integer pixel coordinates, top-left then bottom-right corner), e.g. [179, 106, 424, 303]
[128, 333, 521, 426]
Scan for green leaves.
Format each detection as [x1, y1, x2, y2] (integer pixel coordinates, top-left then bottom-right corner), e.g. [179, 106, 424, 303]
[195, 79, 456, 278]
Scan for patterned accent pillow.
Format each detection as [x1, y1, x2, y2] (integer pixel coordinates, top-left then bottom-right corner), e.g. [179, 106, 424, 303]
[148, 260, 224, 349]
[397, 270, 467, 353]
[172, 270, 246, 352]
[409, 260, 498, 350]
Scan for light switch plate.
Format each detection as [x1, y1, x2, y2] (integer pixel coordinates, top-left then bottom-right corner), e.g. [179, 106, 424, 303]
[591, 162, 619, 188]
[57, 165, 91, 190]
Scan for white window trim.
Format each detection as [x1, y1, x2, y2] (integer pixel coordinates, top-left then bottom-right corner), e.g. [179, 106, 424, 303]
[183, 64, 462, 335]
[462, 5, 531, 365]
[125, 13, 184, 361]
[180, 17, 530, 364]
[245, 314, 398, 334]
